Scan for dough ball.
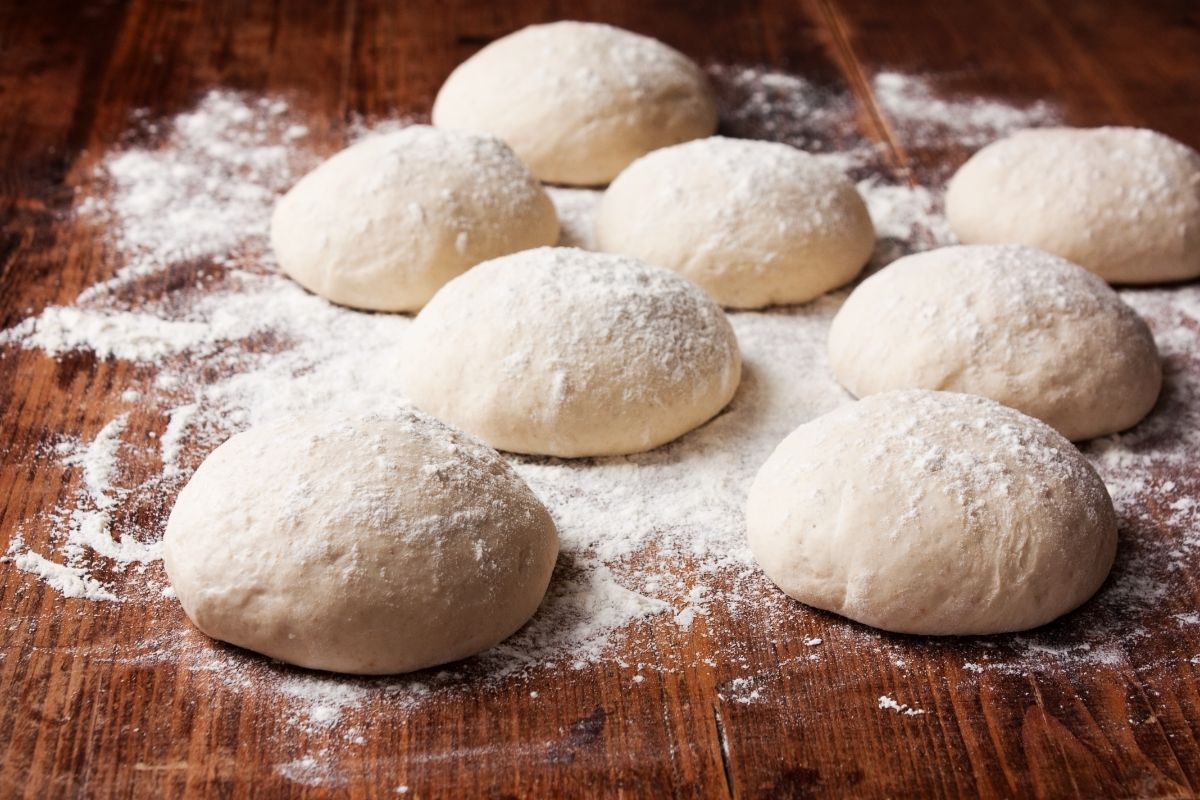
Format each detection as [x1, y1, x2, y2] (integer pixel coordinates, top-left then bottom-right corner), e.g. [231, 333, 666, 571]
[270, 126, 558, 312]
[596, 137, 874, 308]
[747, 391, 1117, 635]
[828, 244, 1161, 441]
[401, 247, 742, 457]
[946, 126, 1200, 284]
[163, 411, 558, 675]
[432, 22, 718, 186]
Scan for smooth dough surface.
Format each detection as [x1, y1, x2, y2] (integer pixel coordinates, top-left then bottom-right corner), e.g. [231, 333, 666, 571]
[828, 244, 1161, 440]
[946, 126, 1200, 284]
[747, 390, 1117, 635]
[270, 126, 558, 312]
[431, 22, 718, 186]
[596, 137, 874, 308]
[401, 247, 742, 457]
[164, 411, 559, 675]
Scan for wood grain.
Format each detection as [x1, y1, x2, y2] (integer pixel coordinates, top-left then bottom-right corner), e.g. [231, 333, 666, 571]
[1, 1, 1199, 797]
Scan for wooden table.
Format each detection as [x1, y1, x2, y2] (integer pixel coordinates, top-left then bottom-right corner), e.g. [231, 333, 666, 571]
[2, 1, 1199, 797]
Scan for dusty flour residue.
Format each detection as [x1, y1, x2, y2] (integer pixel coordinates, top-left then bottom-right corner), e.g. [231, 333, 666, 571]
[878, 695, 927, 716]
[6, 535, 118, 601]
[2, 66, 1198, 784]
[870, 71, 1058, 150]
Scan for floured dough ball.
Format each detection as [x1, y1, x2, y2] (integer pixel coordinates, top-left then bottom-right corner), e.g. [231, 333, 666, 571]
[747, 391, 1117, 635]
[946, 127, 1200, 283]
[432, 22, 718, 186]
[829, 245, 1161, 440]
[596, 137, 874, 308]
[401, 247, 742, 457]
[163, 411, 558, 675]
[270, 126, 558, 312]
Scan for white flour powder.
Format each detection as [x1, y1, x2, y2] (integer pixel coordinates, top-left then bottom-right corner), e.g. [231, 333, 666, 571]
[2, 66, 1199, 786]
[878, 695, 927, 716]
[871, 71, 1058, 150]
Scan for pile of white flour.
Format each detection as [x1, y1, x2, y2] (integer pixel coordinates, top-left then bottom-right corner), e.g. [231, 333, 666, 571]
[3, 66, 1199, 782]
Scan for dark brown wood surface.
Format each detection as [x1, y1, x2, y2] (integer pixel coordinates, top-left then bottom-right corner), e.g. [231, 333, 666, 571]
[2, 1, 1200, 797]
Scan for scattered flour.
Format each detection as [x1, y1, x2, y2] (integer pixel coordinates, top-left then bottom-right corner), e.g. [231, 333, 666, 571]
[878, 695, 927, 716]
[1, 67, 1196, 789]
[161, 403, 199, 477]
[6, 536, 118, 602]
[722, 676, 765, 705]
[76, 414, 127, 510]
[871, 71, 1059, 150]
[275, 754, 345, 789]
[857, 178, 952, 245]
[74, 91, 305, 298]
[3, 308, 216, 361]
[709, 65, 865, 167]
[278, 676, 373, 728]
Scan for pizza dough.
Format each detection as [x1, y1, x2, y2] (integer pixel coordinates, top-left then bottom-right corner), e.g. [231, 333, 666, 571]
[432, 22, 718, 186]
[946, 126, 1200, 284]
[270, 126, 558, 312]
[747, 390, 1118, 635]
[596, 137, 874, 308]
[163, 411, 559, 675]
[401, 247, 742, 457]
[828, 244, 1161, 440]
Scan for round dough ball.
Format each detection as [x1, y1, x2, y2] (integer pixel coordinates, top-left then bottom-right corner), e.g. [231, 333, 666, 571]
[946, 126, 1200, 284]
[747, 390, 1117, 635]
[432, 22, 718, 186]
[401, 247, 742, 457]
[828, 244, 1161, 441]
[270, 126, 558, 312]
[596, 137, 874, 308]
[163, 411, 558, 675]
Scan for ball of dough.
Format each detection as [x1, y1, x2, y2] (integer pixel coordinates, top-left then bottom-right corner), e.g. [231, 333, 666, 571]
[747, 390, 1117, 635]
[163, 411, 559, 675]
[946, 126, 1200, 284]
[828, 244, 1161, 441]
[270, 126, 558, 312]
[431, 22, 718, 186]
[401, 247, 742, 457]
[596, 137, 874, 308]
